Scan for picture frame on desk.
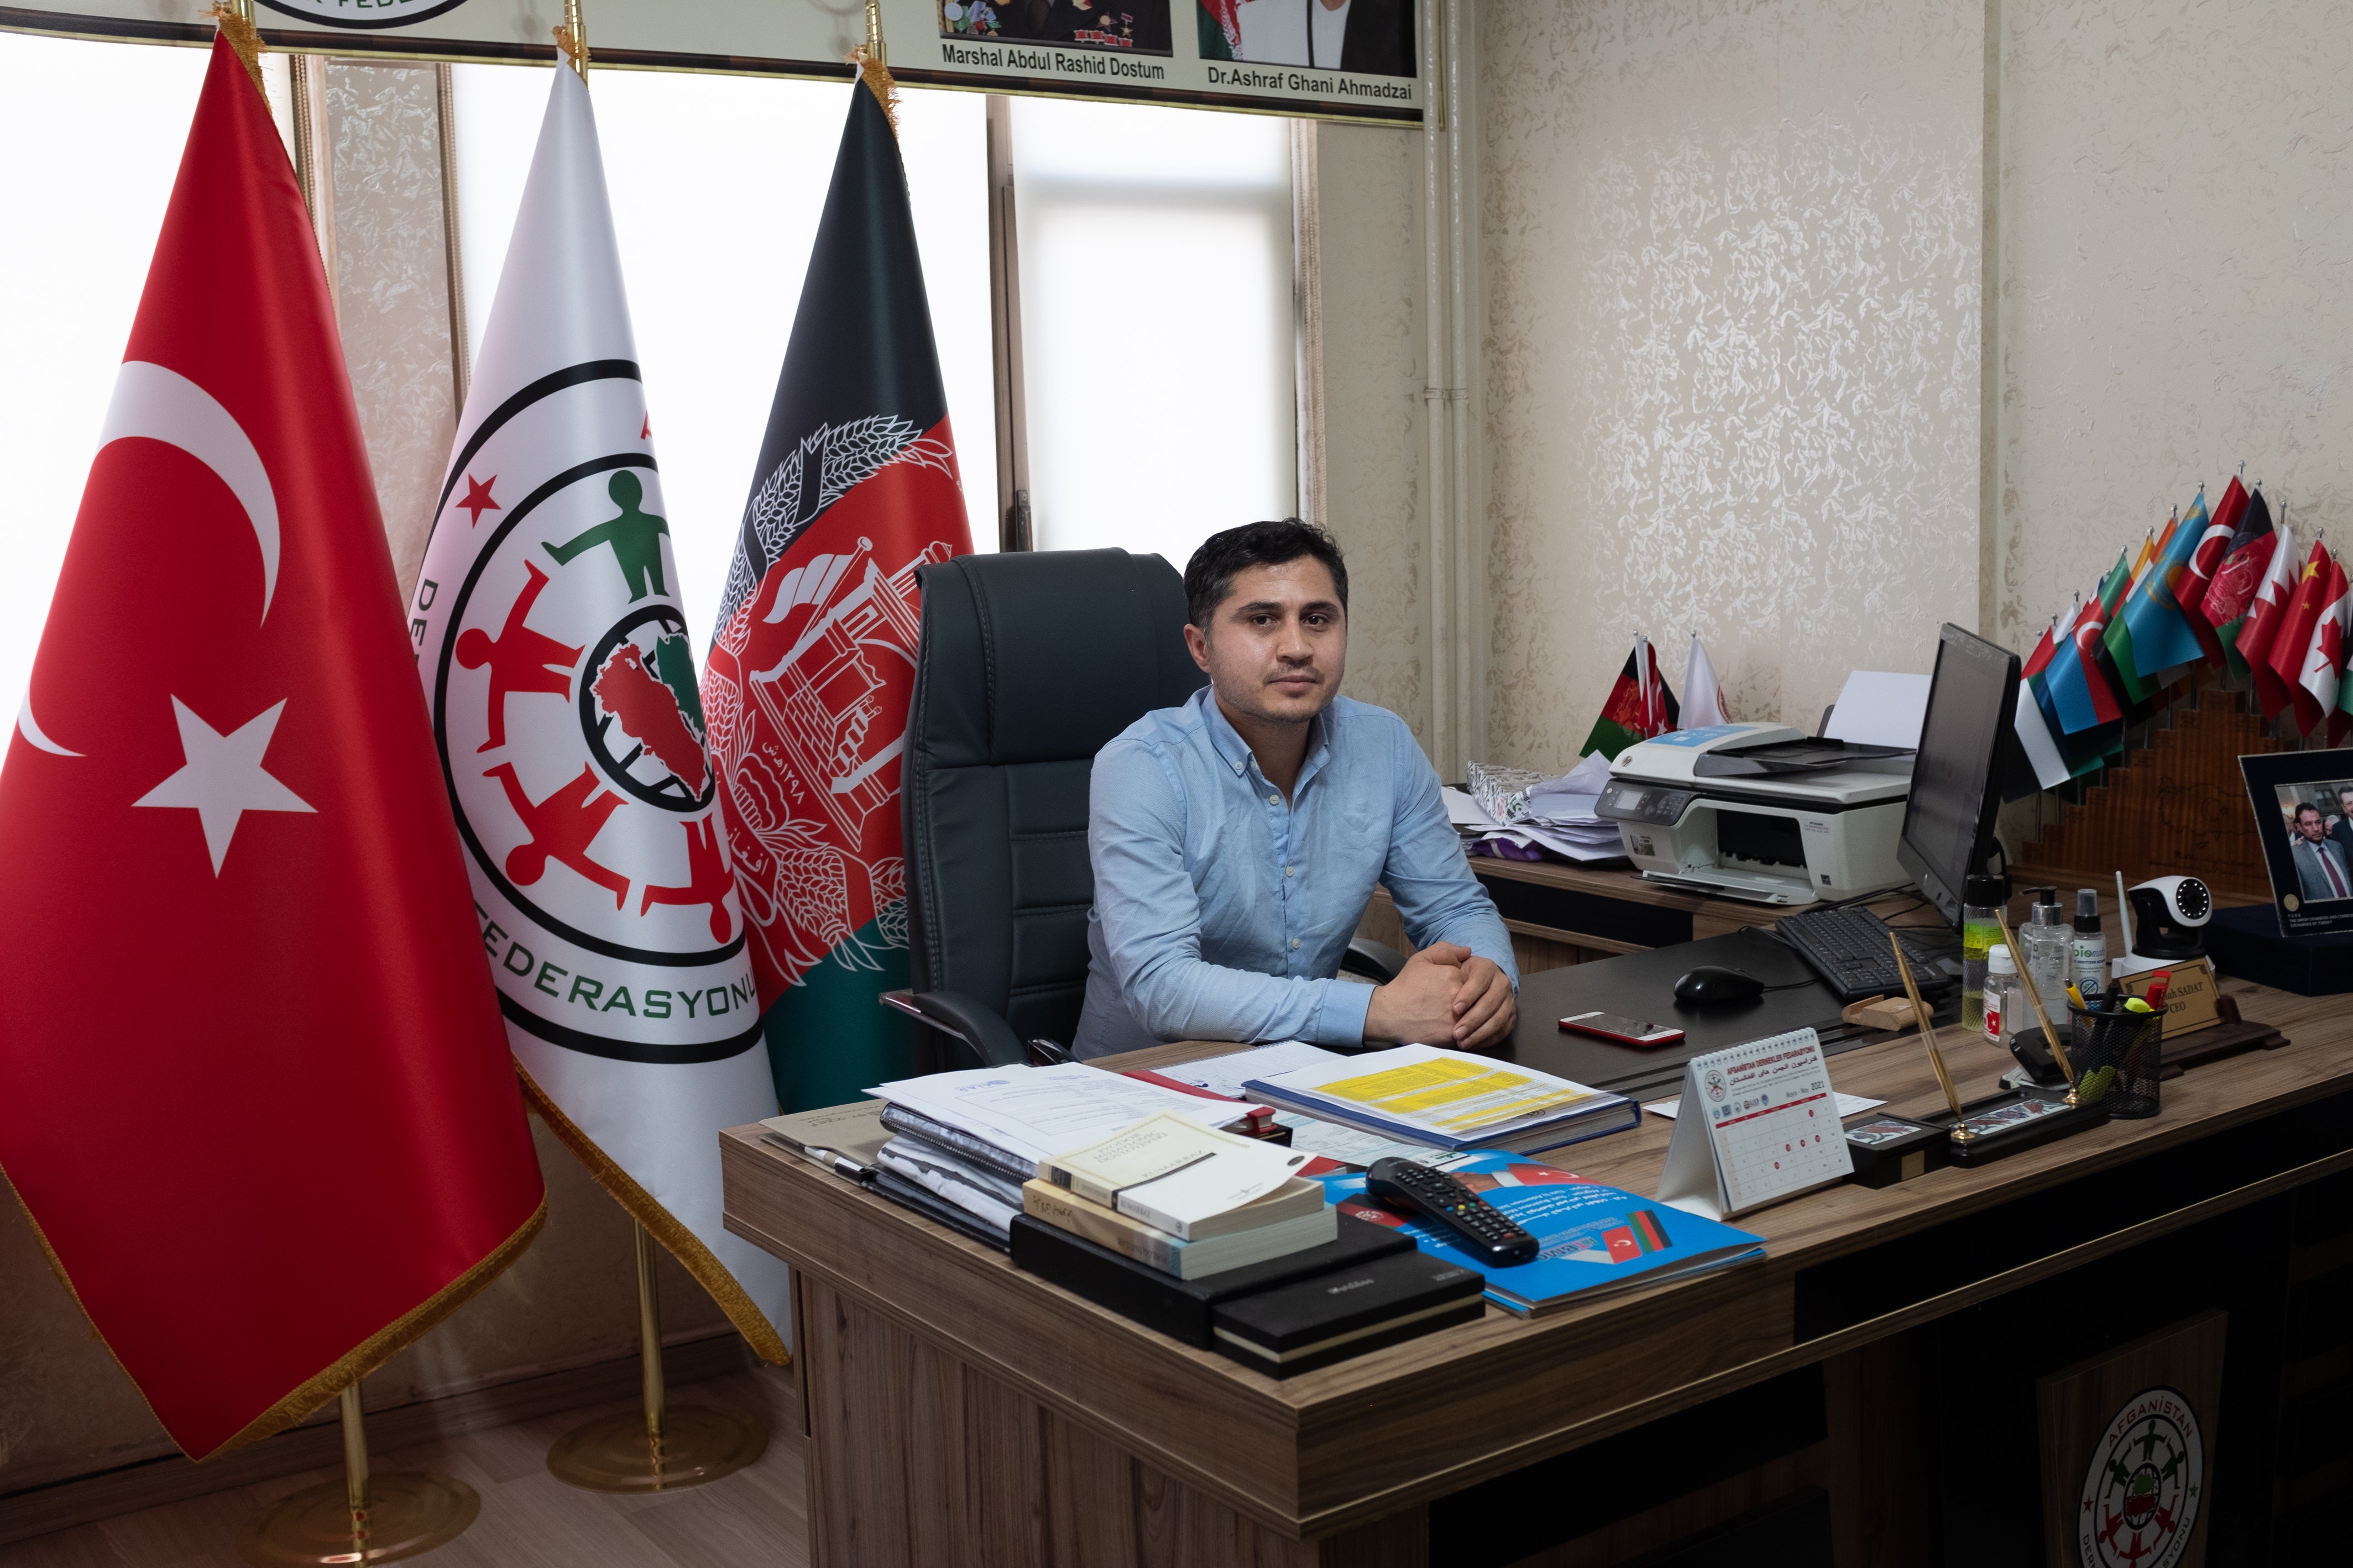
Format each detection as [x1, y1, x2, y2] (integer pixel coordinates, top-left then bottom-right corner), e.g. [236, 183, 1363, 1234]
[2237, 749, 2353, 937]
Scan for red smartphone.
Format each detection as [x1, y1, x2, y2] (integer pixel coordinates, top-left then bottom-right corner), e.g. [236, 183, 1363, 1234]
[1559, 1010, 1685, 1047]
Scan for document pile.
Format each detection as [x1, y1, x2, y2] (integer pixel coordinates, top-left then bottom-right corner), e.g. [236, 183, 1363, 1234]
[1241, 1045, 1640, 1155]
[1446, 753, 1625, 864]
[1025, 1111, 1336, 1279]
[861, 1063, 1279, 1247]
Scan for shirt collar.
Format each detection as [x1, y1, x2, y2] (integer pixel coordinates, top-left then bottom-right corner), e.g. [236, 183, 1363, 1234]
[1195, 686, 1335, 788]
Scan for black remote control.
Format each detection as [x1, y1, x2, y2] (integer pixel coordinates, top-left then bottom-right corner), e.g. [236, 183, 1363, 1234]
[1364, 1157, 1540, 1266]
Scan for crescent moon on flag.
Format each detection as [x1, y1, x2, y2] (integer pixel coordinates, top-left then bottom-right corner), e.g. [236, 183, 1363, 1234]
[98, 360, 281, 623]
[15, 691, 82, 757]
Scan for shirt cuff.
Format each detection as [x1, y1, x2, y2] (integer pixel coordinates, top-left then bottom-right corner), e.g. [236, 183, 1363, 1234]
[1310, 977, 1378, 1047]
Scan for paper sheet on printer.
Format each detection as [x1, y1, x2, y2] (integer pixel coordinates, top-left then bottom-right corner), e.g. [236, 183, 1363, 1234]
[1823, 670, 1932, 749]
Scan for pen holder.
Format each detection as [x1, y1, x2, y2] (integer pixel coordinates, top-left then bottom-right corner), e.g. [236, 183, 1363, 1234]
[2068, 1006, 2163, 1119]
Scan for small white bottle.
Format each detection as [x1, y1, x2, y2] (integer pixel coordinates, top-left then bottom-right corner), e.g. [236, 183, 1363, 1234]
[1983, 943, 2018, 1051]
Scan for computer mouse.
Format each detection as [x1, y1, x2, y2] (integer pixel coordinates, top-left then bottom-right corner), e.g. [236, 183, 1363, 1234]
[1673, 966, 1766, 1006]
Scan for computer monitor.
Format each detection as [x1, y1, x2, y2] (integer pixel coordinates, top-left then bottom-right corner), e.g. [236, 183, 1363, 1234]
[1897, 623, 2021, 928]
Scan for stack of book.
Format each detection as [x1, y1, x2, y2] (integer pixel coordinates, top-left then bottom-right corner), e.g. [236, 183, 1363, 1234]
[861, 1062, 1280, 1246]
[1022, 1111, 1331, 1278]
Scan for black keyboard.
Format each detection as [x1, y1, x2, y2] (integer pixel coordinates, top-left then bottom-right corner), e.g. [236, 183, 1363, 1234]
[1776, 905, 1952, 1004]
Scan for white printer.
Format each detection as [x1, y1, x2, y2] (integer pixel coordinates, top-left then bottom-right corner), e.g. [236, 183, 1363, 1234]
[1594, 723, 1915, 905]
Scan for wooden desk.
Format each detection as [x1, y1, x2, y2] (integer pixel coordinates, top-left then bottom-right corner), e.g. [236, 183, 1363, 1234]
[723, 979, 2353, 1566]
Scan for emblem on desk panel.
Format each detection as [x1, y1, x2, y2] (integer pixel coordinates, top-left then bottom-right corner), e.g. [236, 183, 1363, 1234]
[2077, 1385, 2203, 1568]
[257, 0, 474, 27]
[414, 365, 758, 1066]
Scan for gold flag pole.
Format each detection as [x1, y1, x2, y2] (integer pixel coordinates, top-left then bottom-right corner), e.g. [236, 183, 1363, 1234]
[555, 0, 589, 77]
[1890, 933, 1974, 1144]
[1995, 908, 2080, 1103]
[237, 1381, 479, 1566]
[545, 1220, 767, 1491]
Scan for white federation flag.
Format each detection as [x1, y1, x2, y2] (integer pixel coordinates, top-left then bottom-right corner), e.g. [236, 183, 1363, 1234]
[1682, 633, 1728, 728]
[408, 59, 788, 1361]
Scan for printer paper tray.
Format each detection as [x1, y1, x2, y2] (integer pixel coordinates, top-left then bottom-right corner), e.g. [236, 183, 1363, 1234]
[1639, 869, 1815, 906]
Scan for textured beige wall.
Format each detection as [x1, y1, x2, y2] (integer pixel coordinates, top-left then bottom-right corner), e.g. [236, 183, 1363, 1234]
[1990, 1, 2353, 649]
[325, 60, 460, 600]
[1317, 120, 1431, 746]
[1481, 0, 1984, 767]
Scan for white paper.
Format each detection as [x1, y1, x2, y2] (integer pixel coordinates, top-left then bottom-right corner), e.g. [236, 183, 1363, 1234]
[1648, 1091, 1883, 1120]
[867, 1063, 1225, 1166]
[1272, 1113, 1435, 1167]
[1823, 670, 1932, 749]
[1247, 1044, 1607, 1142]
[1118, 1146, 1307, 1228]
[1657, 1029, 1854, 1220]
[1155, 1041, 1347, 1101]
[1442, 786, 1500, 828]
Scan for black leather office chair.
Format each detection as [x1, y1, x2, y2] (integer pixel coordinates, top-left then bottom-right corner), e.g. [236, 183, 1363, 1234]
[887, 548, 1403, 1070]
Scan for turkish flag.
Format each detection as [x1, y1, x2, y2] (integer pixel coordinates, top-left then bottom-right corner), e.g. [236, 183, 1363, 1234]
[0, 38, 543, 1460]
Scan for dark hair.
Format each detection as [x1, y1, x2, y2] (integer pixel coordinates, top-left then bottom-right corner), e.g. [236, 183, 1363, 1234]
[2297, 802, 2323, 822]
[1183, 519, 1349, 628]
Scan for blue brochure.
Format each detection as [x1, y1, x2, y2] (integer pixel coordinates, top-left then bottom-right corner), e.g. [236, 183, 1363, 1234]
[1321, 1150, 1765, 1317]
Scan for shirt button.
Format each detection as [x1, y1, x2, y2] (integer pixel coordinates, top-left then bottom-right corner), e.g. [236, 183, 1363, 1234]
[1268, 793, 1281, 805]
[1285, 866, 1294, 877]
[1290, 937, 1301, 950]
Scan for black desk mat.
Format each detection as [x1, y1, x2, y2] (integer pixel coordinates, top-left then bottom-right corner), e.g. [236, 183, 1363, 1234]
[1489, 927, 1959, 1100]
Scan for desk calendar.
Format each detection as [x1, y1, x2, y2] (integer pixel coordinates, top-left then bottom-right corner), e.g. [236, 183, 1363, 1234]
[1659, 1028, 1853, 1220]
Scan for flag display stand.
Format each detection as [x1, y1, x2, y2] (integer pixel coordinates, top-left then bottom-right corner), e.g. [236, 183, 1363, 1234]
[545, 1221, 767, 1492]
[234, 1386, 478, 1567]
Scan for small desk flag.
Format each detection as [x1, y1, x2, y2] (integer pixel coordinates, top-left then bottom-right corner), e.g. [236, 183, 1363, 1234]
[0, 35, 545, 1459]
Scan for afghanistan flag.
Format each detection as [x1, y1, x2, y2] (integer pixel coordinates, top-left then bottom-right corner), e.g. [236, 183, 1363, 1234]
[1578, 633, 1679, 758]
[2199, 484, 2277, 679]
[409, 57, 789, 1360]
[702, 70, 974, 1113]
[0, 33, 544, 1458]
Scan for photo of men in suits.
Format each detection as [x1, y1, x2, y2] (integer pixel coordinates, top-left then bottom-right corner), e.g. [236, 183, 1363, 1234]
[1198, 0, 1417, 77]
[2288, 799, 2353, 903]
[2330, 785, 2353, 864]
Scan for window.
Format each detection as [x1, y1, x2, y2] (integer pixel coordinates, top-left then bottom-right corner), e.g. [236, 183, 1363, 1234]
[1006, 96, 1297, 571]
[451, 66, 997, 659]
[0, 33, 216, 715]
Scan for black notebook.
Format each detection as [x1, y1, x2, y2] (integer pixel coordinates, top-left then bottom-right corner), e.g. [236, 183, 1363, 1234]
[1210, 1250, 1485, 1378]
[1010, 1210, 1415, 1348]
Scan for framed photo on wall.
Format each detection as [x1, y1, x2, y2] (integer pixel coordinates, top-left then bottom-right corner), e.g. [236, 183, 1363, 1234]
[2239, 749, 2353, 937]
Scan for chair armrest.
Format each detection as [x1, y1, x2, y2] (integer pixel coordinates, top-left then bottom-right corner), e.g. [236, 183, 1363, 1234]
[1341, 936, 1406, 984]
[878, 988, 1028, 1068]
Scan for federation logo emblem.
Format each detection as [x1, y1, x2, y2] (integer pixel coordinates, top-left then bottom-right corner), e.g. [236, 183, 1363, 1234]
[415, 365, 757, 1066]
[2078, 1385, 2203, 1568]
[1704, 1068, 1728, 1103]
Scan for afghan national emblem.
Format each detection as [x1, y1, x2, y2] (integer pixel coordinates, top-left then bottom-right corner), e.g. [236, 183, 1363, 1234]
[2078, 1385, 2204, 1568]
[415, 364, 757, 1064]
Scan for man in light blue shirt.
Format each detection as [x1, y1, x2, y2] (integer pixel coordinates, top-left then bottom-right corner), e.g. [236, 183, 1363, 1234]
[1074, 520, 1518, 1060]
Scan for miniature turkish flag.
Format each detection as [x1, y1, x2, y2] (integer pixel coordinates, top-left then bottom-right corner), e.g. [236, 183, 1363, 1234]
[0, 35, 543, 1460]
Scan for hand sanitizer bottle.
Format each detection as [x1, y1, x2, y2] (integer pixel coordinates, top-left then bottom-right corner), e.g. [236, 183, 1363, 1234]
[1983, 943, 2018, 1051]
[2072, 889, 2105, 998]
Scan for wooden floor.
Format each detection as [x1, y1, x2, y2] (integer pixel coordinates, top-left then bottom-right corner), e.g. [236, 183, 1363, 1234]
[0, 1368, 807, 1568]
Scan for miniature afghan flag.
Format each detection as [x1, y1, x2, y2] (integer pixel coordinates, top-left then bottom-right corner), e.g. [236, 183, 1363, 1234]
[2200, 484, 2277, 679]
[1579, 633, 1680, 758]
[702, 70, 974, 1111]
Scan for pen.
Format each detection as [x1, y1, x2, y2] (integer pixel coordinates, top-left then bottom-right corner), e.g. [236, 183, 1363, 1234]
[2066, 980, 2088, 1013]
[2145, 970, 2173, 1010]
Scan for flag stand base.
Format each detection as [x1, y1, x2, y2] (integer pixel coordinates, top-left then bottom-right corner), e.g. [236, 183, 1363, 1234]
[546, 1220, 767, 1493]
[237, 1387, 478, 1566]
